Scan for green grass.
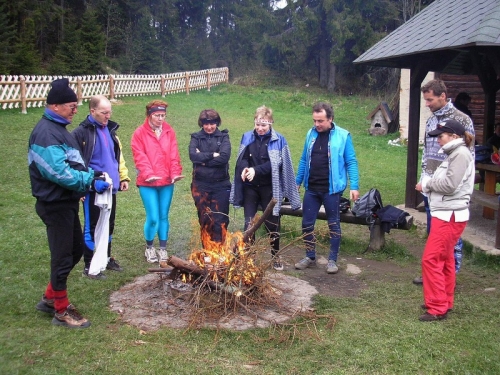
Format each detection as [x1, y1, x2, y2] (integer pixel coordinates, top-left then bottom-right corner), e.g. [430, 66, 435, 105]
[0, 84, 499, 374]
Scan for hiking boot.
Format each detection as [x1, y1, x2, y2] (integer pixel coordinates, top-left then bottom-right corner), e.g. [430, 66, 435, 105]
[413, 276, 423, 285]
[35, 294, 55, 315]
[82, 268, 107, 280]
[273, 257, 284, 271]
[106, 258, 123, 272]
[157, 248, 168, 262]
[326, 260, 339, 274]
[145, 246, 158, 263]
[419, 312, 447, 322]
[421, 304, 453, 313]
[52, 304, 91, 328]
[295, 257, 316, 270]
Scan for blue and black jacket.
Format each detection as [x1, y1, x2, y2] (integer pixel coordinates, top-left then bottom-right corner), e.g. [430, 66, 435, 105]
[28, 115, 94, 202]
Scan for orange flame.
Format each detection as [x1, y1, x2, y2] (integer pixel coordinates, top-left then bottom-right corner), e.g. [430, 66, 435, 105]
[187, 226, 261, 287]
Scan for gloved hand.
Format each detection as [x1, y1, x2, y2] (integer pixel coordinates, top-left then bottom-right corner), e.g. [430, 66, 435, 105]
[92, 179, 110, 193]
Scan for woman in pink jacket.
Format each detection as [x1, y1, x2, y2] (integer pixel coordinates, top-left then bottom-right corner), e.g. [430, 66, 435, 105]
[131, 100, 183, 263]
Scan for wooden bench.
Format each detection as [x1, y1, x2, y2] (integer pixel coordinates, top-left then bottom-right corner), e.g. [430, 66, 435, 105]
[471, 190, 500, 248]
[279, 205, 414, 252]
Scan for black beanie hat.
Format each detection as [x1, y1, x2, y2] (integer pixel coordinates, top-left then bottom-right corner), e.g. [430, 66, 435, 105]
[46, 78, 77, 104]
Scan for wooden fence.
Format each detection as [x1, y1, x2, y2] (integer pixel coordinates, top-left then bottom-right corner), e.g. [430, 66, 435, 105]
[0, 67, 229, 113]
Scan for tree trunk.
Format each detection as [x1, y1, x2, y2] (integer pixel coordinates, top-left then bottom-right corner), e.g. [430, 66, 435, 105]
[319, 45, 328, 88]
[327, 63, 336, 92]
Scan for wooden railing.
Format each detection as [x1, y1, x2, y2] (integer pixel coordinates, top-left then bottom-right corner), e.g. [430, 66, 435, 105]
[0, 68, 229, 113]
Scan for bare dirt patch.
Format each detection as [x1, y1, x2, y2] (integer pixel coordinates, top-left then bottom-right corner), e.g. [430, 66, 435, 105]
[110, 272, 318, 331]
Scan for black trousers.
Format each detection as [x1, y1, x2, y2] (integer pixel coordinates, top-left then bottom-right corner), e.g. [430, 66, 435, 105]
[82, 192, 117, 268]
[242, 184, 280, 255]
[192, 182, 230, 247]
[35, 200, 83, 291]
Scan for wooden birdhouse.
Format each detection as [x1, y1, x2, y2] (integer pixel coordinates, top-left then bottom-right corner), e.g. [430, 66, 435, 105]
[367, 102, 394, 136]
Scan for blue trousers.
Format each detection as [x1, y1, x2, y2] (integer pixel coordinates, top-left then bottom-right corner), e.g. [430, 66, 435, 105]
[139, 185, 174, 242]
[423, 196, 463, 272]
[302, 190, 341, 261]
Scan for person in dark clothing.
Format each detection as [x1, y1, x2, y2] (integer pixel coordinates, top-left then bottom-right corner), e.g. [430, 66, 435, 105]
[453, 92, 472, 118]
[72, 95, 130, 280]
[30, 78, 108, 328]
[189, 109, 231, 247]
[486, 123, 500, 150]
[230, 106, 301, 271]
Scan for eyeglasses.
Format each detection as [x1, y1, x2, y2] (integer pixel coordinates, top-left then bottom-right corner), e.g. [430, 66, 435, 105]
[62, 104, 78, 111]
[151, 113, 166, 119]
[96, 110, 112, 116]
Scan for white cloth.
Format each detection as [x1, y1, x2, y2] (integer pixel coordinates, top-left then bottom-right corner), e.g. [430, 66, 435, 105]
[89, 174, 113, 275]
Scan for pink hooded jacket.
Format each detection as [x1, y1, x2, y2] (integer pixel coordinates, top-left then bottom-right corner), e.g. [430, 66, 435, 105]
[131, 119, 182, 187]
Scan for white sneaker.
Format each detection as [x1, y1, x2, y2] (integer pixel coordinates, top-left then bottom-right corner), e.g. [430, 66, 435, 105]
[157, 248, 168, 261]
[145, 246, 158, 263]
[326, 260, 339, 274]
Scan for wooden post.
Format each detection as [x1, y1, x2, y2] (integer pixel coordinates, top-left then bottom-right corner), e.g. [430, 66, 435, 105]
[207, 70, 211, 91]
[405, 66, 428, 208]
[109, 75, 115, 100]
[161, 76, 166, 97]
[76, 77, 83, 106]
[185, 72, 190, 95]
[20, 76, 27, 114]
[225, 67, 229, 83]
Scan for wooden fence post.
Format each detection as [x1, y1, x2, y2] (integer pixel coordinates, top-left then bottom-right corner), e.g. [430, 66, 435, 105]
[77, 77, 83, 105]
[20, 76, 27, 114]
[161, 76, 166, 97]
[185, 72, 190, 95]
[207, 70, 211, 92]
[109, 75, 115, 101]
[225, 67, 229, 83]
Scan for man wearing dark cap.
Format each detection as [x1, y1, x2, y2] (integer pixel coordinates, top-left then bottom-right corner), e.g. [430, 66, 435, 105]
[413, 79, 475, 286]
[29, 78, 109, 328]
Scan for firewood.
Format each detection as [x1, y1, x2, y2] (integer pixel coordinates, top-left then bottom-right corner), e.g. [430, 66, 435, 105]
[167, 255, 207, 276]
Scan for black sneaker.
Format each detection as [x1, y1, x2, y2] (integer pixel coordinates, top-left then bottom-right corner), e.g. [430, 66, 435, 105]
[35, 294, 55, 315]
[106, 258, 123, 272]
[82, 268, 107, 280]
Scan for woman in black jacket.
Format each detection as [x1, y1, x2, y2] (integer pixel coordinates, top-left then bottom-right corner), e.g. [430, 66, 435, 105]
[189, 109, 231, 248]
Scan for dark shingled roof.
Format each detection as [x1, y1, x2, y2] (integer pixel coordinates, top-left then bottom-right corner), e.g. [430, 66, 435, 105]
[354, 0, 500, 74]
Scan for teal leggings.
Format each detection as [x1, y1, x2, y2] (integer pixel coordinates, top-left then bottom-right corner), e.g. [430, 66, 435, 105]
[139, 185, 174, 242]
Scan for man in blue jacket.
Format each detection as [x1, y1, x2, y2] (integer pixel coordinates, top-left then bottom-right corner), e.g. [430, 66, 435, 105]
[295, 102, 360, 274]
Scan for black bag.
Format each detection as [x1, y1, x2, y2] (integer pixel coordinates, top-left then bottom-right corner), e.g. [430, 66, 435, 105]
[375, 205, 409, 233]
[352, 188, 383, 220]
[339, 196, 351, 213]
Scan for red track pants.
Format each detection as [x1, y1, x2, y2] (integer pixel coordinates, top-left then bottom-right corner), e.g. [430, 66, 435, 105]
[422, 214, 466, 315]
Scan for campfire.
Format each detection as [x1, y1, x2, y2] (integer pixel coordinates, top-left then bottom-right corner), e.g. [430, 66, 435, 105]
[149, 199, 279, 312]
[112, 198, 330, 332]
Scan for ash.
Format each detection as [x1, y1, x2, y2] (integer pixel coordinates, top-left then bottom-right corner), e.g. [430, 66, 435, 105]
[109, 273, 318, 331]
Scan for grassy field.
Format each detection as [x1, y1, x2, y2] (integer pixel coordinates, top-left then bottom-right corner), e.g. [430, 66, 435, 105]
[0, 84, 499, 374]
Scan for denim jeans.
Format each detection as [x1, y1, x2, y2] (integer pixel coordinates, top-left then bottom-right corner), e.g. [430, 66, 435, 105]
[302, 190, 341, 261]
[423, 195, 463, 272]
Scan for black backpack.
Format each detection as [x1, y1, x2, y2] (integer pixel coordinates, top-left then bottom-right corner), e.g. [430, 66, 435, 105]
[352, 188, 383, 221]
[339, 196, 351, 213]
